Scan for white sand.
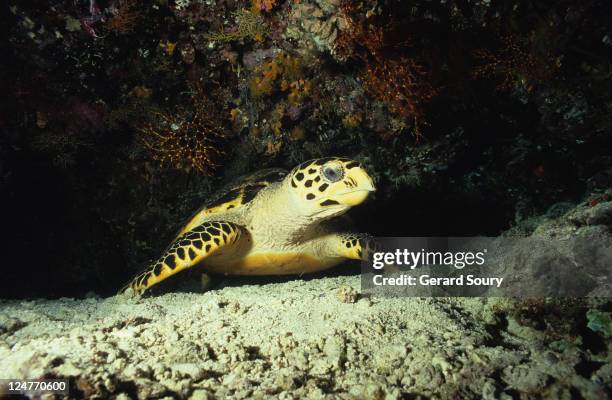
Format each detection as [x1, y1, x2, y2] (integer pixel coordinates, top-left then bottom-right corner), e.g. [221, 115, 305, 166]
[1, 274, 609, 399]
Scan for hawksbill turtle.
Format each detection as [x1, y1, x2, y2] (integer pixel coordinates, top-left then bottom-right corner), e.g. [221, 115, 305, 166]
[120, 157, 377, 295]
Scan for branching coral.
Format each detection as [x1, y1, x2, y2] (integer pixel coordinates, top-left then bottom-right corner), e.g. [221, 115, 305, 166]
[364, 57, 435, 123]
[106, 0, 140, 34]
[472, 29, 561, 92]
[139, 84, 227, 175]
[205, 9, 266, 42]
[335, 1, 436, 137]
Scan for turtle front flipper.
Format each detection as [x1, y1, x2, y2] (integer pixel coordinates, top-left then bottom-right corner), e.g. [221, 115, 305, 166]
[119, 221, 242, 296]
[326, 233, 377, 261]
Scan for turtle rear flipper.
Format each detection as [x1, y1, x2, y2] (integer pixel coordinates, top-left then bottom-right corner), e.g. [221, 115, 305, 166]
[119, 221, 242, 296]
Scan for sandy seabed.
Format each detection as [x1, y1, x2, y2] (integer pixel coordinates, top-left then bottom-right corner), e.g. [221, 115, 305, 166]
[0, 275, 609, 399]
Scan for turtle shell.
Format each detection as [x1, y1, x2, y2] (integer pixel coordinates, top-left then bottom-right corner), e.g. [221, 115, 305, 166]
[204, 168, 287, 213]
[176, 168, 287, 237]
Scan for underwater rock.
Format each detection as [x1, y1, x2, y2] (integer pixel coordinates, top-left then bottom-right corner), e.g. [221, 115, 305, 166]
[336, 285, 359, 303]
[587, 309, 612, 338]
[0, 316, 27, 335]
[242, 48, 279, 68]
[489, 196, 612, 297]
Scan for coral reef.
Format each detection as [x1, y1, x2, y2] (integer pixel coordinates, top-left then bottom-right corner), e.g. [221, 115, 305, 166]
[140, 84, 227, 175]
[363, 57, 435, 140]
[473, 29, 562, 92]
[205, 9, 267, 43]
[243, 52, 315, 155]
[252, 0, 278, 13]
[334, 1, 437, 136]
[105, 0, 141, 35]
[284, 1, 342, 55]
[249, 52, 310, 100]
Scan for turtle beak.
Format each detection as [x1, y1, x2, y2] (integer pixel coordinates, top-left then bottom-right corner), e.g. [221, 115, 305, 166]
[355, 167, 376, 192]
[335, 167, 376, 206]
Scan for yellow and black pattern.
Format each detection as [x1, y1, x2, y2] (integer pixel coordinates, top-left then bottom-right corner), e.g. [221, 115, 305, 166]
[289, 158, 364, 205]
[207, 168, 287, 212]
[338, 233, 377, 261]
[178, 169, 286, 236]
[119, 221, 242, 295]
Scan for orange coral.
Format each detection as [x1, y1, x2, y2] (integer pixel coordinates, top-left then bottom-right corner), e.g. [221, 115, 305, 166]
[252, 0, 277, 13]
[140, 84, 226, 175]
[342, 113, 363, 128]
[289, 126, 305, 141]
[472, 30, 560, 91]
[285, 79, 312, 105]
[335, 1, 436, 136]
[229, 108, 240, 123]
[250, 59, 281, 97]
[271, 103, 285, 136]
[249, 53, 311, 103]
[364, 57, 435, 122]
[106, 0, 140, 34]
[265, 140, 282, 155]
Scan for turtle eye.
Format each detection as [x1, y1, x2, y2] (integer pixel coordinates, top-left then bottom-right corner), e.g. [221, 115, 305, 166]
[322, 165, 343, 182]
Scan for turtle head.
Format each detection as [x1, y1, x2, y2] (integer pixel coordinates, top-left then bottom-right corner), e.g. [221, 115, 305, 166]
[287, 158, 376, 219]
